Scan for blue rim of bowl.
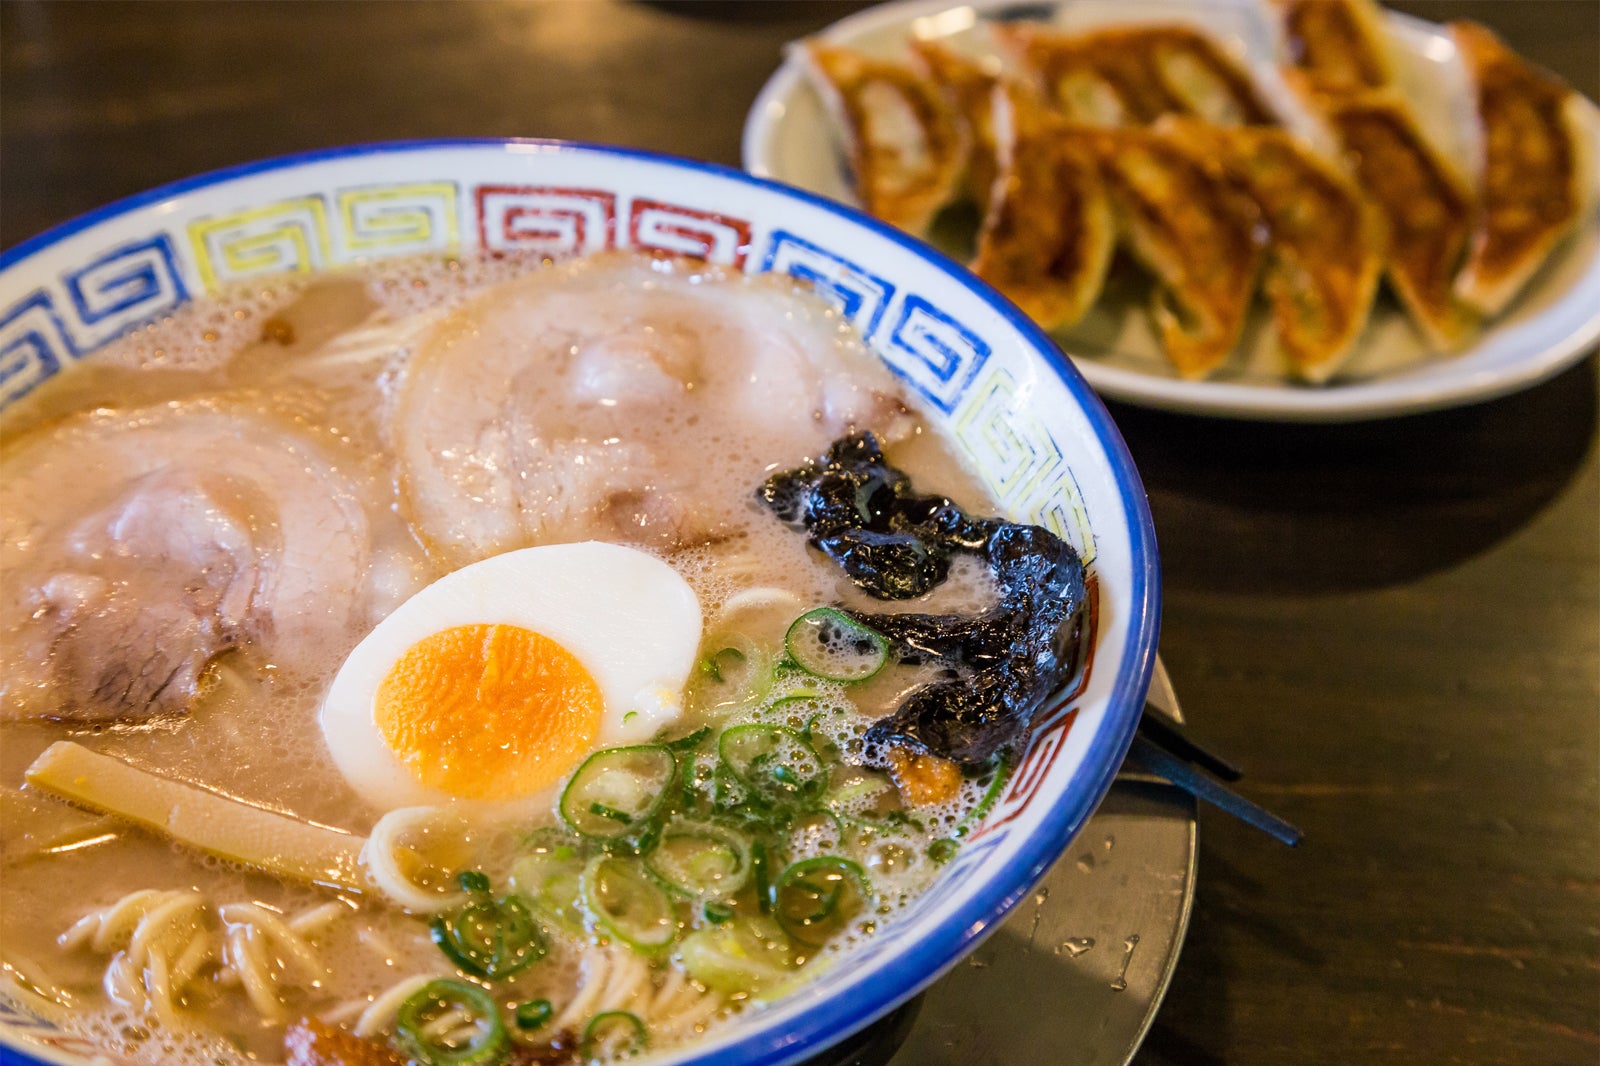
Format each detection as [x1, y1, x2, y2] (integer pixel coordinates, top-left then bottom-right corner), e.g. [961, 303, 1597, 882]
[0, 138, 1161, 1066]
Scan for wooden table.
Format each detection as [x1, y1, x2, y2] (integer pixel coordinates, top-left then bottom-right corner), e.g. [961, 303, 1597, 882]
[3, 2, 1596, 1064]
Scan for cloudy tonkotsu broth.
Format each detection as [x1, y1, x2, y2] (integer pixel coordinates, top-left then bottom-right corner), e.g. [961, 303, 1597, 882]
[0, 251, 1013, 1065]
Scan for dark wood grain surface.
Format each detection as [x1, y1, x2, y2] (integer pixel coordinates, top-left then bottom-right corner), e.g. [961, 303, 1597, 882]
[2, 2, 1596, 1064]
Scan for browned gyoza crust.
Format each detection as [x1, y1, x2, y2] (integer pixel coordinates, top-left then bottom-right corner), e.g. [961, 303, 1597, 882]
[970, 81, 1114, 332]
[908, 38, 1005, 209]
[1275, 0, 1395, 95]
[1160, 118, 1386, 382]
[1318, 90, 1479, 349]
[996, 22, 1274, 126]
[1450, 20, 1586, 315]
[801, 41, 967, 235]
[1080, 125, 1266, 380]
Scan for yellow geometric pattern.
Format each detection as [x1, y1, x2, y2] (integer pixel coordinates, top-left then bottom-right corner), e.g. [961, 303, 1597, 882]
[189, 198, 331, 291]
[188, 184, 464, 292]
[337, 183, 459, 254]
[952, 365, 1096, 565]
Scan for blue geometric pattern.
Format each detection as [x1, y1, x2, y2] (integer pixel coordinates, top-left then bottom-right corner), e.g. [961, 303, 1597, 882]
[0, 292, 73, 407]
[64, 235, 189, 347]
[759, 229, 894, 340]
[885, 294, 991, 414]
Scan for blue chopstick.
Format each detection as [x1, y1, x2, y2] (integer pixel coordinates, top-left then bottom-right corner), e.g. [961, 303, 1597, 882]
[1125, 731, 1303, 847]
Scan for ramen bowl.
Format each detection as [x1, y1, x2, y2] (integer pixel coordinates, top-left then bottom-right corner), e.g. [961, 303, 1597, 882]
[0, 140, 1160, 1066]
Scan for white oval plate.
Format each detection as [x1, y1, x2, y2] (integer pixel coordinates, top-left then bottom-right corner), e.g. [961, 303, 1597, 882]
[743, 0, 1600, 422]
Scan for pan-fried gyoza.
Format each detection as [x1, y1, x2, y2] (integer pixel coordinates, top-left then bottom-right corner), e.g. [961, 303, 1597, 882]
[802, 4, 1594, 384]
[1450, 20, 1590, 315]
[970, 81, 1115, 331]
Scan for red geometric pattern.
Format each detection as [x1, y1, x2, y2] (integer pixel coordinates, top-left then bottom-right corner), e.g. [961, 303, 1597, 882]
[628, 199, 752, 267]
[970, 574, 1102, 841]
[1057, 573, 1101, 705]
[475, 185, 616, 256]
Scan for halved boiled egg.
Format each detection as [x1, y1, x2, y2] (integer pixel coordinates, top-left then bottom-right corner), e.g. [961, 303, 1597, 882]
[320, 542, 701, 814]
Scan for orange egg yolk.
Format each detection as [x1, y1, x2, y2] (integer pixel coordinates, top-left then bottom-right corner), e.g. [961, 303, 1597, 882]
[374, 624, 603, 801]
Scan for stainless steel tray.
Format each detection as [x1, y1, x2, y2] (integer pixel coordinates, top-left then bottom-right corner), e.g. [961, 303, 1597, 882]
[883, 657, 1198, 1065]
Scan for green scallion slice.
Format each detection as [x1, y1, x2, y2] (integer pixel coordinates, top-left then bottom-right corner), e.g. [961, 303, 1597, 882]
[676, 914, 797, 994]
[394, 978, 508, 1066]
[692, 634, 772, 710]
[559, 745, 676, 844]
[509, 850, 586, 935]
[955, 750, 1014, 837]
[580, 1010, 648, 1059]
[428, 892, 546, 981]
[717, 724, 827, 809]
[645, 818, 751, 900]
[784, 608, 888, 682]
[579, 855, 678, 954]
[514, 998, 553, 1031]
[773, 856, 870, 949]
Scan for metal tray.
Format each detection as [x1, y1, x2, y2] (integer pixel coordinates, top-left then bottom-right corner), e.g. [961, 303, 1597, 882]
[812, 657, 1197, 1066]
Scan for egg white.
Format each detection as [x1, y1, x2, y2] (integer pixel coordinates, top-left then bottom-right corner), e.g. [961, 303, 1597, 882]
[319, 542, 702, 814]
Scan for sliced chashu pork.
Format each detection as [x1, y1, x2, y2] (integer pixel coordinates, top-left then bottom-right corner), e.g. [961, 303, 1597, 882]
[1, 403, 370, 723]
[393, 252, 912, 569]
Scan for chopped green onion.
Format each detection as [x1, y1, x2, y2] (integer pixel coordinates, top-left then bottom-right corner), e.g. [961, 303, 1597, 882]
[700, 646, 746, 684]
[702, 900, 735, 924]
[677, 915, 797, 994]
[787, 810, 844, 856]
[752, 840, 773, 914]
[768, 692, 825, 721]
[588, 802, 634, 826]
[510, 851, 586, 935]
[773, 856, 870, 949]
[559, 745, 675, 846]
[955, 751, 1014, 837]
[394, 978, 508, 1066]
[580, 855, 678, 954]
[839, 807, 923, 837]
[645, 818, 751, 900]
[718, 724, 827, 809]
[785, 608, 888, 682]
[824, 774, 894, 812]
[664, 726, 712, 752]
[429, 893, 546, 980]
[514, 998, 553, 1031]
[692, 635, 772, 710]
[580, 1010, 648, 1059]
[927, 838, 960, 864]
[456, 870, 491, 895]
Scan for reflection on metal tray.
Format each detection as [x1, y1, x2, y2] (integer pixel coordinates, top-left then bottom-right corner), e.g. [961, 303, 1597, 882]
[805, 657, 1197, 1066]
